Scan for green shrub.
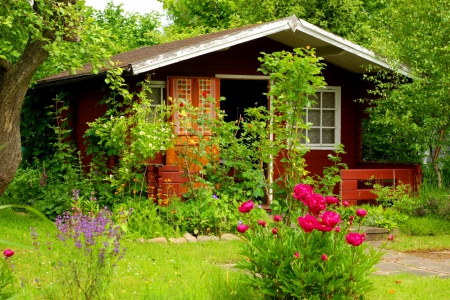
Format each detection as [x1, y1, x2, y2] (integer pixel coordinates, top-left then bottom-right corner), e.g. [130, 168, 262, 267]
[399, 215, 450, 236]
[415, 183, 450, 220]
[360, 205, 408, 231]
[371, 183, 419, 215]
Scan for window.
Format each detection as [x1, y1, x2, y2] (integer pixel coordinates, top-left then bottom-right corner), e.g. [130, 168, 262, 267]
[169, 77, 219, 135]
[144, 81, 166, 121]
[301, 87, 341, 149]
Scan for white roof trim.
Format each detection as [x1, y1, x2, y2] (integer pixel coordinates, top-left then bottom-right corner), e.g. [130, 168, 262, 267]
[295, 19, 409, 76]
[131, 15, 409, 77]
[132, 16, 297, 75]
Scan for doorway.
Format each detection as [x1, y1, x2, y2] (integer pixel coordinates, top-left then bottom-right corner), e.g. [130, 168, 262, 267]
[219, 79, 271, 204]
[220, 79, 269, 122]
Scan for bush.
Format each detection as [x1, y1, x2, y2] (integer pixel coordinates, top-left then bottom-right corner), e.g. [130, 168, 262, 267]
[371, 183, 419, 216]
[415, 183, 450, 219]
[360, 205, 408, 231]
[236, 184, 388, 299]
[399, 215, 450, 236]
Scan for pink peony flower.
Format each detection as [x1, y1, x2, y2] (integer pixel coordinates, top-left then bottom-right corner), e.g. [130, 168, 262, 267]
[321, 254, 328, 261]
[307, 193, 327, 215]
[356, 209, 367, 217]
[335, 226, 341, 233]
[257, 220, 267, 227]
[237, 224, 250, 233]
[293, 183, 313, 205]
[388, 235, 394, 241]
[273, 214, 282, 222]
[294, 252, 300, 258]
[320, 211, 341, 227]
[346, 232, 366, 246]
[342, 201, 349, 207]
[325, 196, 339, 205]
[349, 215, 354, 221]
[3, 249, 14, 258]
[271, 227, 278, 235]
[238, 200, 254, 213]
[298, 214, 320, 233]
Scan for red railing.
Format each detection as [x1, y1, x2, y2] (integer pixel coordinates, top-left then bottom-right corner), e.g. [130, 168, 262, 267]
[340, 166, 421, 205]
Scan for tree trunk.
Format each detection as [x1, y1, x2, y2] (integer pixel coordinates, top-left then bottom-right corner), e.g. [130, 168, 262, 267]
[0, 39, 50, 196]
[431, 127, 445, 189]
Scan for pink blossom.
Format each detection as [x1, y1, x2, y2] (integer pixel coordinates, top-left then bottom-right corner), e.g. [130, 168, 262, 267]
[257, 220, 267, 227]
[238, 200, 254, 213]
[349, 215, 354, 221]
[388, 235, 394, 241]
[356, 209, 367, 217]
[298, 214, 320, 233]
[237, 224, 250, 233]
[325, 196, 339, 205]
[335, 226, 341, 233]
[320, 211, 341, 227]
[321, 254, 328, 261]
[293, 183, 313, 205]
[346, 232, 366, 246]
[3, 249, 14, 258]
[294, 252, 300, 258]
[342, 201, 350, 207]
[272, 227, 278, 235]
[307, 193, 327, 215]
[273, 214, 282, 222]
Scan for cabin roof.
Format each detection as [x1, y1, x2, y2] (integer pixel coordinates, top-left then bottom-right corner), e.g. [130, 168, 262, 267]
[38, 15, 404, 86]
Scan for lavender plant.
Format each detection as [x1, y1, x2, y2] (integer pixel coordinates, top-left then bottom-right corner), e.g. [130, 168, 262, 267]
[44, 208, 126, 299]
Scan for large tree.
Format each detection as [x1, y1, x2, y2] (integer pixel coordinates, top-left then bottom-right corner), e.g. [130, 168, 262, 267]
[160, 0, 383, 45]
[0, 0, 113, 195]
[0, 0, 164, 195]
[364, 0, 450, 187]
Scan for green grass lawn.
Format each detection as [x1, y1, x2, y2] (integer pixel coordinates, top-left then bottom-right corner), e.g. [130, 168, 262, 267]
[1, 209, 450, 299]
[385, 234, 450, 252]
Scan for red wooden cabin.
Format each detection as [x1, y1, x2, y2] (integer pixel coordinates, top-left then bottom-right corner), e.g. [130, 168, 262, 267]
[35, 15, 420, 204]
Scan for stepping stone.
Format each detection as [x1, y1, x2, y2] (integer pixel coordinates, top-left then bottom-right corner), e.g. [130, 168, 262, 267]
[197, 235, 220, 242]
[184, 233, 197, 243]
[220, 233, 240, 241]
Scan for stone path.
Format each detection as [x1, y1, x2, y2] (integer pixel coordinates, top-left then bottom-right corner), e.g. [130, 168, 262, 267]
[369, 241, 450, 277]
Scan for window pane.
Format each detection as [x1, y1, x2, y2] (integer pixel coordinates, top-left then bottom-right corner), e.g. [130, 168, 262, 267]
[322, 92, 335, 108]
[148, 87, 162, 105]
[308, 128, 320, 143]
[322, 129, 335, 144]
[310, 92, 320, 108]
[309, 110, 320, 125]
[322, 110, 335, 127]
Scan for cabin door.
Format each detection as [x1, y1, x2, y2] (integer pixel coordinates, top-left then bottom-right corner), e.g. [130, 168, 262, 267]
[165, 77, 220, 169]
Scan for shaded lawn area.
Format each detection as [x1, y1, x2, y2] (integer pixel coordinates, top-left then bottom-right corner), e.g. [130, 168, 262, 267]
[1, 209, 450, 299]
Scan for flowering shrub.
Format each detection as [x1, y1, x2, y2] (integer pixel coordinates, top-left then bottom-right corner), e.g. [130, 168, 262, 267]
[237, 184, 390, 299]
[0, 249, 16, 299]
[36, 208, 126, 299]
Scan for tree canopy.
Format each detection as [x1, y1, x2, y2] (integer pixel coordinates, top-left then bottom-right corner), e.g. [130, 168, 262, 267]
[0, 0, 162, 195]
[363, 0, 450, 186]
[160, 0, 383, 45]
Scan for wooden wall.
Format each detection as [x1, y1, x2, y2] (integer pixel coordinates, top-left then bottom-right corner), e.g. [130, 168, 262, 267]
[37, 36, 386, 201]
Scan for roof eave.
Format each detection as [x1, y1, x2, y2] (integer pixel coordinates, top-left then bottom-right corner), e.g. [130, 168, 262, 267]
[131, 15, 298, 75]
[295, 19, 410, 76]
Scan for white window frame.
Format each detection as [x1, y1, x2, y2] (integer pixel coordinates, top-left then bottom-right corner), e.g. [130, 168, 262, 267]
[144, 80, 166, 108]
[303, 86, 341, 150]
